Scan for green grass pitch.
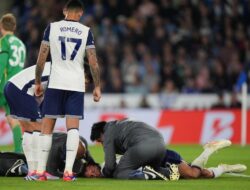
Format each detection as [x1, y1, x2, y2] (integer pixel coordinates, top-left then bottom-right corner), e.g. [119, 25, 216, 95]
[0, 144, 249, 190]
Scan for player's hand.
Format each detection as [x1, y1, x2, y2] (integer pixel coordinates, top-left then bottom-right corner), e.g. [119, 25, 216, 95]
[93, 86, 101, 102]
[35, 83, 44, 97]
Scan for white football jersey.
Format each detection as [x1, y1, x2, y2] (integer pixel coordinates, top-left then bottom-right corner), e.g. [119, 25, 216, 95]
[43, 20, 95, 92]
[9, 62, 51, 96]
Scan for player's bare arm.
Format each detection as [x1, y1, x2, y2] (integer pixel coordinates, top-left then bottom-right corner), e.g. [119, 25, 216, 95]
[86, 48, 101, 102]
[86, 48, 100, 87]
[35, 42, 50, 96]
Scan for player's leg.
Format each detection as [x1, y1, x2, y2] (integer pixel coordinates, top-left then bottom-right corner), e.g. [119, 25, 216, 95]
[0, 92, 5, 107]
[191, 140, 231, 168]
[204, 164, 247, 178]
[34, 88, 60, 180]
[20, 121, 42, 179]
[3, 82, 23, 153]
[20, 119, 42, 179]
[31, 122, 42, 171]
[218, 164, 247, 173]
[4, 81, 44, 179]
[63, 91, 83, 181]
[20, 121, 35, 174]
[113, 146, 148, 179]
[35, 118, 55, 178]
[107, 154, 158, 180]
[113, 139, 166, 180]
[198, 168, 214, 178]
[178, 161, 203, 179]
[64, 118, 80, 180]
[6, 115, 23, 153]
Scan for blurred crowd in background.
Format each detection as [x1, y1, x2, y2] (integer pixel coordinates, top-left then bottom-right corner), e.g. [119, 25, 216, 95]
[10, 0, 250, 95]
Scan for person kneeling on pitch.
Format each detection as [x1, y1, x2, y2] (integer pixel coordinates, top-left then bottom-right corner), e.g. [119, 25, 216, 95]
[90, 119, 179, 180]
[0, 132, 101, 179]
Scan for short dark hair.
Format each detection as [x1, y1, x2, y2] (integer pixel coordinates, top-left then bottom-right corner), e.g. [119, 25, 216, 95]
[81, 162, 101, 177]
[65, 0, 84, 10]
[90, 121, 107, 141]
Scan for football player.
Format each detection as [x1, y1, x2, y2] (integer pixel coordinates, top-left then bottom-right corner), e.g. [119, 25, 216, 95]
[0, 133, 101, 179]
[103, 140, 247, 180]
[159, 140, 247, 179]
[4, 62, 51, 179]
[34, 0, 101, 181]
[0, 13, 26, 153]
[90, 119, 180, 180]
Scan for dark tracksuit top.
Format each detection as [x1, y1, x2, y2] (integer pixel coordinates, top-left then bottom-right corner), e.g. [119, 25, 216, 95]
[0, 133, 95, 177]
[46, 133, 95, 177]
[102, 119, 166, 179]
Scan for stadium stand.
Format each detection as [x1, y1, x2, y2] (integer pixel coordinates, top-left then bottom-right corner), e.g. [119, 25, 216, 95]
[9, 0, 250, 99]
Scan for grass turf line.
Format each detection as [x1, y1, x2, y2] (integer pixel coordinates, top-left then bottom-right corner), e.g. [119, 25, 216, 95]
[0, 144, 249, 190]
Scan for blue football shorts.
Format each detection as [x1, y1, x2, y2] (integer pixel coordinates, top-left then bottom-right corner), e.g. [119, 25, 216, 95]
[42, 88, 84, 119]
[4, 82, 42, 121]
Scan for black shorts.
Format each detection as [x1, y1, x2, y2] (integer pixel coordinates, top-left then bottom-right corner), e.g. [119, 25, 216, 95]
[161, 149, 183, 166]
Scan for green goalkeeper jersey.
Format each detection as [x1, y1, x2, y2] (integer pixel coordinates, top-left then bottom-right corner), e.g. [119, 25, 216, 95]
[0, 34, 26, 92]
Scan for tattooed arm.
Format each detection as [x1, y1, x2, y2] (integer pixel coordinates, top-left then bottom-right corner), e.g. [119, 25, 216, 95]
[35, 42, 50, 96]
[86, 48, 100, 87]
[86, 48, 101, 102]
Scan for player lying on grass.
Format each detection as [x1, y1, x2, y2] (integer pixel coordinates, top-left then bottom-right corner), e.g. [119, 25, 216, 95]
[91, 119, 247, 180]
[90, 119, 180, 180]
[142, 140, 247, 179]
[104, 140, 247, 180]
[4, 62, 51, 178]
[0, 132, 101, 179]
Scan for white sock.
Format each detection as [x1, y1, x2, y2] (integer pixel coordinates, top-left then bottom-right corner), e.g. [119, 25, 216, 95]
[32, 131, 40, 171]
[22, 132, 34, 172]
[191, 148, 213, 167]
[37, 134, 52, 174]
[208, 166, 224, 178]
[64, 129, 79, 173]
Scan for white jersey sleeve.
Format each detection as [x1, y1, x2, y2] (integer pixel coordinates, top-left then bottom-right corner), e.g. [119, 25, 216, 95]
[9, 62, 51, 96]
[44, 20, 95, 92]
